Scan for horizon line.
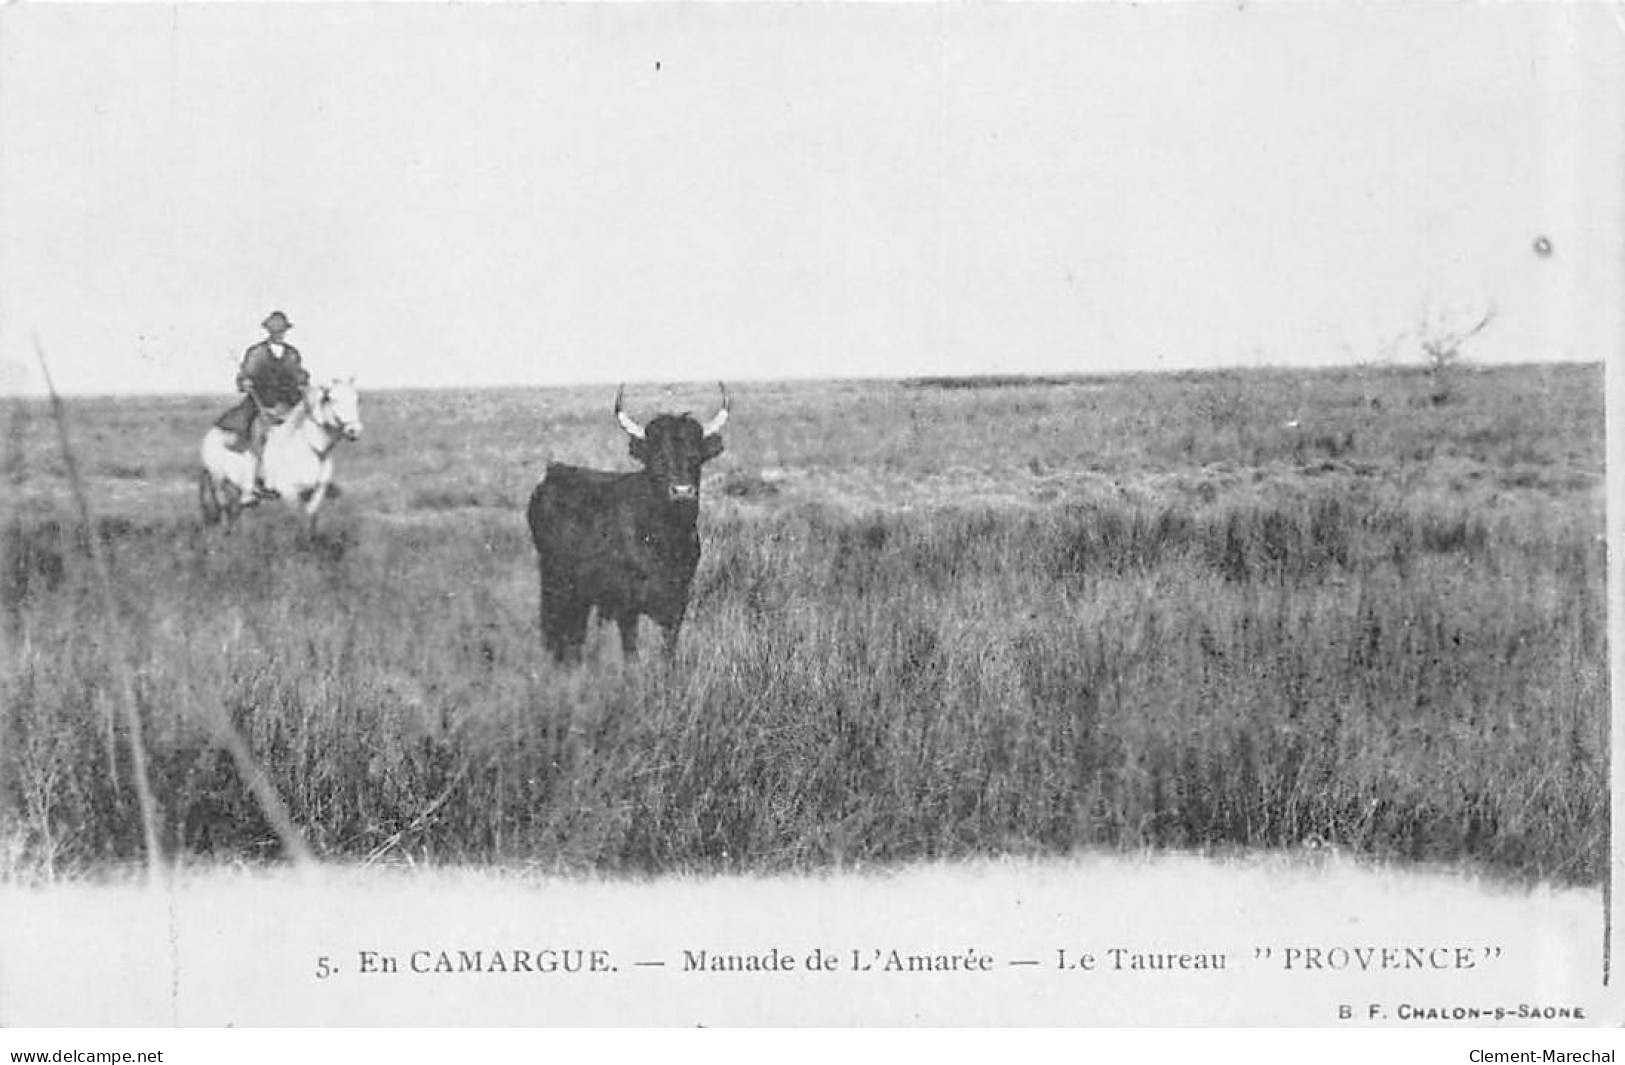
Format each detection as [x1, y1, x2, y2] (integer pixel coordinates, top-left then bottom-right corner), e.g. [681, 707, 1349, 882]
[1, 356, 1601, 405]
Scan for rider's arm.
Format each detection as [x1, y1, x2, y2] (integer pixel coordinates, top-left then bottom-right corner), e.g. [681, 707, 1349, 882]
[236, 345, 267, 393]
[282, 345, 311, 389]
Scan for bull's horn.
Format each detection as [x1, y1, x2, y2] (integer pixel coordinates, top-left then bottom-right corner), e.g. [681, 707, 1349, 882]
[614, 384, 645, 439]
[701, 382, 729, 436]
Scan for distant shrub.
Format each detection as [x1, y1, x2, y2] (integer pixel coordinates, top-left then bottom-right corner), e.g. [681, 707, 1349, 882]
[1195, 380, 1249, 429]
[1294, 429, 1356, 461]
[900, 374, 1104, 391]
[1415, 511, 1490, 557]
[718, 471, 781, 500]
[1417, 305, 1496, 405]
[408, 488, 487, 511]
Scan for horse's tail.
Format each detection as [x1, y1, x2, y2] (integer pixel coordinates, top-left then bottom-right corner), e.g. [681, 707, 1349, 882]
[198, 467, 222, 526]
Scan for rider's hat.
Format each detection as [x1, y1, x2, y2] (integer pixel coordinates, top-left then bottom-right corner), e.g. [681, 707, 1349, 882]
[262, 310, 293, 332]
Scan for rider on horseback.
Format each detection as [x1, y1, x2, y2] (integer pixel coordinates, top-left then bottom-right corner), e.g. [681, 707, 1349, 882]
[215, 310, 310, 499]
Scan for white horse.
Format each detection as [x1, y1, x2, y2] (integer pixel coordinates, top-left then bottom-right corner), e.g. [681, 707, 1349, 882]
[199, 378, 363, 533]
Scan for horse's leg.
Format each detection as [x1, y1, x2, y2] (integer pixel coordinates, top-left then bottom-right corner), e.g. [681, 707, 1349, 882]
[222, 482, 242, 533]
[303, 479, 331, 538]
[199, 470, 221, 526]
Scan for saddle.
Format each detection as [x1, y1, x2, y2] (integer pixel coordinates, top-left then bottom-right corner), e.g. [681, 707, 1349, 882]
[215, 395, 294, 451]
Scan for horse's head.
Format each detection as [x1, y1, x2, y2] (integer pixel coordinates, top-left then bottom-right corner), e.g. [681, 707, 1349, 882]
[311, 377, 363, 441]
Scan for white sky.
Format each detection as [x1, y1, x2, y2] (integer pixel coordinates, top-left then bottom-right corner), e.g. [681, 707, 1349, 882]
[0, 3, 1620, 396]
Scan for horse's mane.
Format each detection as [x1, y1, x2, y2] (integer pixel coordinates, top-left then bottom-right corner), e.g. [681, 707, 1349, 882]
[295, 378, 356, 412]
[298, 378, 360, 435]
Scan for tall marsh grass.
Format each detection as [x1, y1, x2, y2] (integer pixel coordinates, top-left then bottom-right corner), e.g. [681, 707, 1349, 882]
[2, 488, 1606, 883]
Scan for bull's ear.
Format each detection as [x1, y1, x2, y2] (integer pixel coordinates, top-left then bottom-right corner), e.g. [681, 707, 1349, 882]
[629, 437, 649, 463]
[702, 434, 725, 461]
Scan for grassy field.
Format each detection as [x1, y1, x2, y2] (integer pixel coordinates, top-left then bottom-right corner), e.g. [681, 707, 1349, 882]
[0, 362, 1608, 884]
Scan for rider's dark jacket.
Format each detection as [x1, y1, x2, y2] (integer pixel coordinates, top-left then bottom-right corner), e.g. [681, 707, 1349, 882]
[238, 341, 309, 406]
[216, 341, 309, 436]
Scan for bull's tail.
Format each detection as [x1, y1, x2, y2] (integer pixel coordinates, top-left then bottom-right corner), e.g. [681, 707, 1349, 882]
[198, 468, 222, 526]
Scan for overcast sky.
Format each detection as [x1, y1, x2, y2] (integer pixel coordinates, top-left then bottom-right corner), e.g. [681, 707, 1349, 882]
[0, 3, 1619, 396]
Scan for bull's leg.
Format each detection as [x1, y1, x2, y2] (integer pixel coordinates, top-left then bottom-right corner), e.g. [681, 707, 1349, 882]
[660, 620, 683, 660]
[658, 601, 687, 661]
[539, 577, 587, 664]
[616, 612, 640, 660]
[542, 614, 583, 663]
[537, 560, 555, 652]
[556, 601, 589, 662]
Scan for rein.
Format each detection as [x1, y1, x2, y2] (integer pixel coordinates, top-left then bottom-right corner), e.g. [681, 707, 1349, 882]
[296, 390, 352, 460]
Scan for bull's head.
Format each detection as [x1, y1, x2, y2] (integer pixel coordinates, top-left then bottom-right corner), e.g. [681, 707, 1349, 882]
[615, 383, 728, 504]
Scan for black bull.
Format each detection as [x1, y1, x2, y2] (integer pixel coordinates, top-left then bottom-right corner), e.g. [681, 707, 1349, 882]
[526, 385, 729, 662]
